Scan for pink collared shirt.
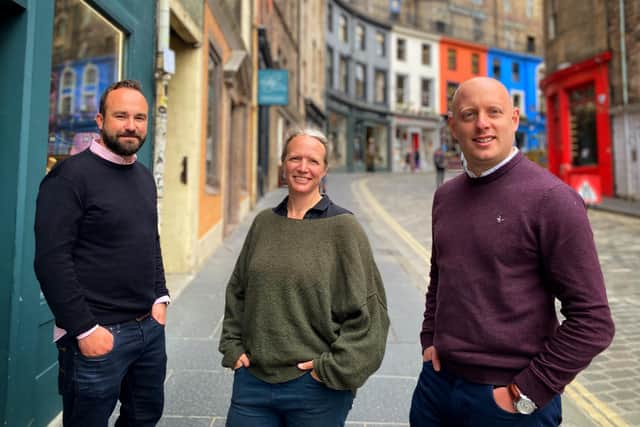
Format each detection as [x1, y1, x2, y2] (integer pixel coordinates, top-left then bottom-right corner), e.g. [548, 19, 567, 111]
[53, 140, 170, 342]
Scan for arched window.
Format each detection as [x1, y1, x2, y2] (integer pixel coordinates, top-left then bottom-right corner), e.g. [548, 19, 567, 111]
[58, 67, 76, 116]
[82, 64, 99, 112]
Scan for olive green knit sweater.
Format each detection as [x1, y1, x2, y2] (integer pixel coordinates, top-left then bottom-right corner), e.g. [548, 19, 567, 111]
[219, 209, 389, 391]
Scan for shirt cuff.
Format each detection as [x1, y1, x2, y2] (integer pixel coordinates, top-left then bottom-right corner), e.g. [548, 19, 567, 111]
[154, 295, 171, 305]
[76, 325, 99, 340]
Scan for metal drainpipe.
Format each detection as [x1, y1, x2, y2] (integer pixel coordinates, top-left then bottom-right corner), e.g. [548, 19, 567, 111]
[619, 0, 631, 197]
[154, 0, 171, 229]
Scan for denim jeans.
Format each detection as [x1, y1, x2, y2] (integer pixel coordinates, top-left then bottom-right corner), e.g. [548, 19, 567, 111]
[410, 361, 562, 427]
[227, 367, 354, 427]
[56, 315, 167, 427]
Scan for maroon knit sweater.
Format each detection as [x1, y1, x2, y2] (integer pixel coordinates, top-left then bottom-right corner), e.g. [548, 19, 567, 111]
[420, 152, 614, 408]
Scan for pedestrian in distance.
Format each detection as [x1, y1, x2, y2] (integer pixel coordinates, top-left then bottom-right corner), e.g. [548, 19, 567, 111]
[219, 126, 390, 427]
[409, 77, 614, 427]
[34, 79, 169, 427]
[432, 146, 447, 187]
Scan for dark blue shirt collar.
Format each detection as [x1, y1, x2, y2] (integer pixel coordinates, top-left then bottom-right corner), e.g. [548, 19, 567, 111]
[273, 194, 352, 219]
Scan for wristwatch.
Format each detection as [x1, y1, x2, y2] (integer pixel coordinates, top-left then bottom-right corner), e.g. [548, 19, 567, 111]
[507, 383, 537, 415]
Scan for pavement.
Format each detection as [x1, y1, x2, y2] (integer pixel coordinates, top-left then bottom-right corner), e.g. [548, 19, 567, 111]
[134, 170, 638, 427]
[590, 197, 640, 218]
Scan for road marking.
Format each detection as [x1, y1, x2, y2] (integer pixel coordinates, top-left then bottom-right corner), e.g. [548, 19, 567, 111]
[355, 178, 430, 261]
[354, 176, 629, 427]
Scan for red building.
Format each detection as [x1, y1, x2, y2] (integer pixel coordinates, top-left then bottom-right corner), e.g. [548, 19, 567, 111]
[541, 51, 613, 199]
[439, 37, 487, 115]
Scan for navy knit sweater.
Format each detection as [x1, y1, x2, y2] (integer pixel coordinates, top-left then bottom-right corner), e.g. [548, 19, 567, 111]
[421, 152, 614, 407]
[34, 149, 167, 337]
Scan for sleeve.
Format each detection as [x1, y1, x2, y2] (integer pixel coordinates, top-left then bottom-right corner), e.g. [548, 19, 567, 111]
[420, 240, 438, 351]
[313, 219, 390, 390]
[33, 175, 97, 337]
[218, 219, 257, 368]
[154, 232, 169, 298]
[420, 198, 439, 351]
[514, 185, 615, 407]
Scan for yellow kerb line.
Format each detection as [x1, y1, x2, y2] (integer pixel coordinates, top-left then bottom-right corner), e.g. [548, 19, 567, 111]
[354, 177, 628, 427]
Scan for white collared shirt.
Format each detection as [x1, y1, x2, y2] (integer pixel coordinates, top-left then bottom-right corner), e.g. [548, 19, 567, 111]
[462, 146, 519, 178]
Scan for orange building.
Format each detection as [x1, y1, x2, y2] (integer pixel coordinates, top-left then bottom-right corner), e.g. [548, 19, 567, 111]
[439, 37, 487, 115]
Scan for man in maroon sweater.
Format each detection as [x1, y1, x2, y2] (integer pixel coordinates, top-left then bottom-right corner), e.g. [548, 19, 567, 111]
[409, 77, 614, 426]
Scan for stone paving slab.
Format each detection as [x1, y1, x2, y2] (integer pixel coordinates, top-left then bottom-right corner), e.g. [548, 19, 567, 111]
[106, 171, 640, 427]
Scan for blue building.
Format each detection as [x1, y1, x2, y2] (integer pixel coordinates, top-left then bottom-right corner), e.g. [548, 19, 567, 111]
[487, 48, 546, 153]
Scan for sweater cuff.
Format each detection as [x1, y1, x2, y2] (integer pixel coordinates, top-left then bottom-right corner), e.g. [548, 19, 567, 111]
[420, 331, 434, 352]
[221, 344, 245, 370]
[514, 368, 557, 408]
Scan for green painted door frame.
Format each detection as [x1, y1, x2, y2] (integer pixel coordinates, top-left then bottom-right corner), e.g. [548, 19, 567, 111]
[0, 0, 156, 425]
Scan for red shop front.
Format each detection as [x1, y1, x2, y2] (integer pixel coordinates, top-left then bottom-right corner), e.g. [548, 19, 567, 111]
[541, 52, 613, 199]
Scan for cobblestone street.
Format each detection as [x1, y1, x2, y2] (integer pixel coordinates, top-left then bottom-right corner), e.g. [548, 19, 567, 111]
[363, 171, 640, 427]
[153, 171, 639, 427]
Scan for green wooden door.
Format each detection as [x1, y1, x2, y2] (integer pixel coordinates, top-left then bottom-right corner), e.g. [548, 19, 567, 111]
[1, 0, 156, 425]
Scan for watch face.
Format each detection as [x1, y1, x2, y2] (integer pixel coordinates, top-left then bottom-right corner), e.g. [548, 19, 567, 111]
[516, 398, 537, 415]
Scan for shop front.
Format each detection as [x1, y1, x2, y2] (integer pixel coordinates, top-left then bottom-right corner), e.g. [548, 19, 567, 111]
[1, 1, 155, 425]
[326, 94, 391, 173]
[541, 52, 613, 199]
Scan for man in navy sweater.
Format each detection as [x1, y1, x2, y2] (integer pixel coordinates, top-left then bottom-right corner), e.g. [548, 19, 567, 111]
[409, 77, 614, 426]
[34, 80, 169, 427]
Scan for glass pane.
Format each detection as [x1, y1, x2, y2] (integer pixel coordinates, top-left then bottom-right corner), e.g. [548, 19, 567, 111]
[47, 0, 123, 173]
[569, 84, 597, 166]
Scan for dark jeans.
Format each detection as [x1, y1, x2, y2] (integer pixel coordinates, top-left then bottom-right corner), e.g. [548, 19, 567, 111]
[227, 367, 354, 427]
[410, 361, 562, 427]
[56, 315, 167, 427]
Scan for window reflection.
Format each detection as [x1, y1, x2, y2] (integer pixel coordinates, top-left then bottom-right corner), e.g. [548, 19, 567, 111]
[47, 0, 123, 173]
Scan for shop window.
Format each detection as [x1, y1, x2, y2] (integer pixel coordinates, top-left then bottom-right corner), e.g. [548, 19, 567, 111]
[327, 112, 347, 169]
[47, 0, 123, 173]
[569, 84, 597, 167]
[206, 44, 223, 192]
[339, 55, 349, 93]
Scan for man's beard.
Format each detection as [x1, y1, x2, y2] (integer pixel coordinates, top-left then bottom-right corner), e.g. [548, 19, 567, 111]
[101, 129, 146, 156]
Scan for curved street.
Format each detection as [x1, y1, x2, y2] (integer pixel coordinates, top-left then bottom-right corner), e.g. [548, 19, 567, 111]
[157, 171, 640, 427]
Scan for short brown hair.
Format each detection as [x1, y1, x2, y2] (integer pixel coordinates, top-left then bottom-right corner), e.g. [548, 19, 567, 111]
[99, 79, 145, 116]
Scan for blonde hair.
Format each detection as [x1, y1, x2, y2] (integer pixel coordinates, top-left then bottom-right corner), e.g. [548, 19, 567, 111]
[281, 126, 329, 165]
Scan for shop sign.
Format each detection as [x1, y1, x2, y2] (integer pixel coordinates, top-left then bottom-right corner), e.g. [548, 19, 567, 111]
[570, 173, 602, 205]
[258, 69, 289, 105]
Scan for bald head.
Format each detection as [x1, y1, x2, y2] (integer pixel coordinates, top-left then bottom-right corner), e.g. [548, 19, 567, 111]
[447, 76, 520, 176]
[450, 77, 513, 118]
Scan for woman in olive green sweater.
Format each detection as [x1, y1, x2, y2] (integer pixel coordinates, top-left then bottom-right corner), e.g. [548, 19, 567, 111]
[219, 127, 390, 427]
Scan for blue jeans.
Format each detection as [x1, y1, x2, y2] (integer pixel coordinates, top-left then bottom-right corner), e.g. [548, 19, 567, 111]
[410, 361, 562, 427]
[227, 367, 354, 427]
[56, 315, 167, 427]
